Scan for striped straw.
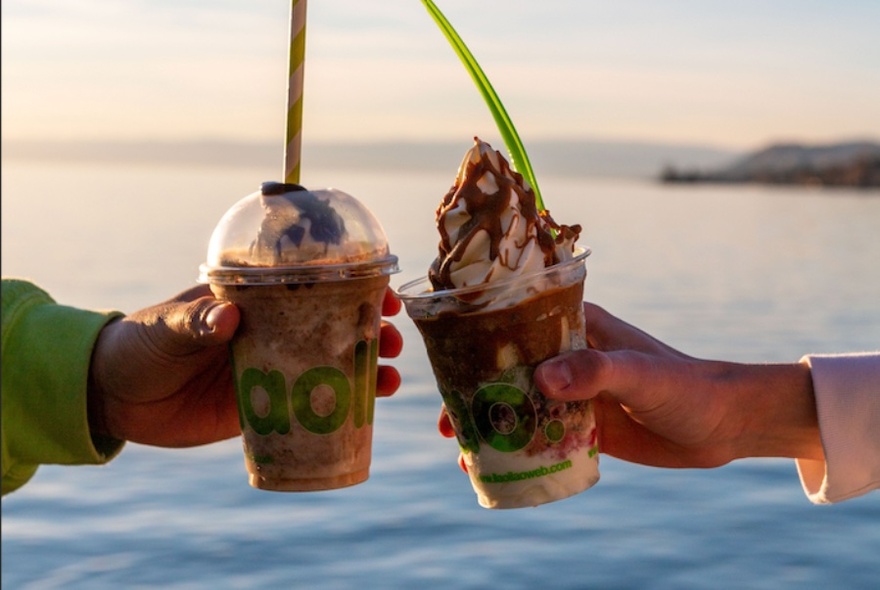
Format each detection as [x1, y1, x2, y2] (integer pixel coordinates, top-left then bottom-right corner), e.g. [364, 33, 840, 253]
[284, 0, 308, 184]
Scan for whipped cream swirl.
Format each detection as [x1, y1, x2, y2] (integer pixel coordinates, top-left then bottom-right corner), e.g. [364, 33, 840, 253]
[429, 138, 581, 291]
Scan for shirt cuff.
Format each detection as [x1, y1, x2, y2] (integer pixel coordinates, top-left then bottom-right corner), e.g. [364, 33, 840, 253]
[3, 286, 125, 469]
[796, 352, 880, 504]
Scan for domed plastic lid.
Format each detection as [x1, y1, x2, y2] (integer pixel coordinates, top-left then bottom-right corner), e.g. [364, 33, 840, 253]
[199, 182, 399, 285]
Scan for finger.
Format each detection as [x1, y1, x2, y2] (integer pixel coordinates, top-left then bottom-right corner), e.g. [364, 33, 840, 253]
[437, 406, 456, 438]
[193, 298, 240, 345]
[382, 287, 402, 317]
[376, 365, 401, 397]
[436, 407, 467, 472]
[535, 347, 660, 405]
[143, 297, 239, 358]
[535, 348, 613, 402]
[537, 348, 688, 427]
[378, 321, 403, 359]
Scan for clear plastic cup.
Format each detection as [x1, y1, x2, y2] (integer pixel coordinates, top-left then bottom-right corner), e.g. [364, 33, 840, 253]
[398, 248, 599, 509]
[200, 182, 399, 491]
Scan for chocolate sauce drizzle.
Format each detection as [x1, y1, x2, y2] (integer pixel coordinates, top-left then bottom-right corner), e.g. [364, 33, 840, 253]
[428, 140, 580, 290]
[261, 181, 346, 248]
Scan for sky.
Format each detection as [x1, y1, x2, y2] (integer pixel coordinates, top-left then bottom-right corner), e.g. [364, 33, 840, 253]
[2, 0, 879, 151]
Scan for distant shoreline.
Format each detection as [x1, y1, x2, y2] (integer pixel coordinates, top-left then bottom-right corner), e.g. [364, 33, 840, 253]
[660, 141, 880, 189]
[6, 138, 879, 189]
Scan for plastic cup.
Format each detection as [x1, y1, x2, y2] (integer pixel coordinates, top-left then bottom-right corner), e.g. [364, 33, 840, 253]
[397, 248, 599, 509]
[199, 182, 399, 491]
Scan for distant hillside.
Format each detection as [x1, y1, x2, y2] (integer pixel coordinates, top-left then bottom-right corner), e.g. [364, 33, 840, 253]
[661, 140, 880, 188]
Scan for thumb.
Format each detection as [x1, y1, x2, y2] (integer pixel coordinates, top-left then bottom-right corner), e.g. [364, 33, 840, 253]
[192, 298, 240, 346]
[535, 348, 649, 404]
[159, 298, 240, 353]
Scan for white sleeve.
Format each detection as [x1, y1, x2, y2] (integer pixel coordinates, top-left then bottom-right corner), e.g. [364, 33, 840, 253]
[796, 352, 880, 504]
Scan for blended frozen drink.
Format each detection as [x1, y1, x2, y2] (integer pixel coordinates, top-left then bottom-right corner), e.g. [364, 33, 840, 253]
[200, 182, 398, 491]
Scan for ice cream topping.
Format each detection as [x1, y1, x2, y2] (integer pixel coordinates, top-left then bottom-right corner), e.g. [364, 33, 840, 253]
[429, 138, 581, 291]
[254, 182, 346, 261]
[200, 183, 398, 285]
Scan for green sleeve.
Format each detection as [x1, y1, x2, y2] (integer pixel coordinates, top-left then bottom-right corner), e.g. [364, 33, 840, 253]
[2, 279, 126, 495]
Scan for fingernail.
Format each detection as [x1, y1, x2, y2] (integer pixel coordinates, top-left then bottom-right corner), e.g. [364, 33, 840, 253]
[203, 302, 227, 334]
[538, 359, 573, 392]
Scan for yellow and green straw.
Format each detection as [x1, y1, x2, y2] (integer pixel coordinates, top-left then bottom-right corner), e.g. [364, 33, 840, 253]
[285, 0, 308, 184]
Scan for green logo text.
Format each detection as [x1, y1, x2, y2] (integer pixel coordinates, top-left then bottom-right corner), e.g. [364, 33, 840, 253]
[235, 339, 378, 435]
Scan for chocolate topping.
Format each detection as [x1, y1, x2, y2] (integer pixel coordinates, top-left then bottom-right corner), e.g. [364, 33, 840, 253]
[284, 191, 346, 246]
[429, 139, 579, 290]
[261, 181, 308, 195]
[259, 182, 346, 248]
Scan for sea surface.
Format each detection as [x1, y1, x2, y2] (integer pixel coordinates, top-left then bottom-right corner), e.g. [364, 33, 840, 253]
[2, 158, 879, 589]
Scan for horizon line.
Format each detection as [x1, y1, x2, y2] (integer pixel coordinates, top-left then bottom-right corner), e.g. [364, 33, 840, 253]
[4, 137, 877, 180]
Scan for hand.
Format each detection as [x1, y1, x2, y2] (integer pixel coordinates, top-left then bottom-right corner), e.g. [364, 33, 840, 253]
[533, 303, 822, 467]
[88, 285, 403, 447]
[438, 302, 821, 470]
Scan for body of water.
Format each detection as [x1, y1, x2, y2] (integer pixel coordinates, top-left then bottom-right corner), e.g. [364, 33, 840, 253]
[2, 158, 878, 589]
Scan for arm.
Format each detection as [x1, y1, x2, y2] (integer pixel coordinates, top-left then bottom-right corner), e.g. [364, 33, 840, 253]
[2, 279, 125, 495]
[2, 278, 405, 495]
[534, 303, 880, 503]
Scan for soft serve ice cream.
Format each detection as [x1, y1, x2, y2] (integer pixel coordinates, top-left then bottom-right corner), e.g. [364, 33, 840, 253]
[398, 138, 599, 509]
[429, 138, 581, 300]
